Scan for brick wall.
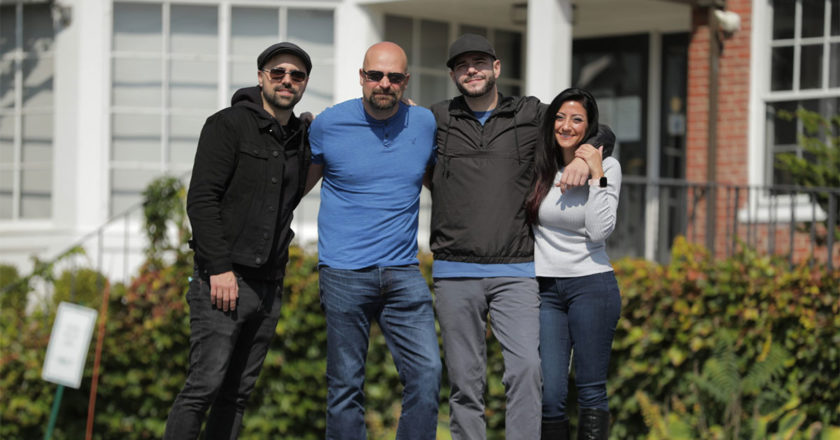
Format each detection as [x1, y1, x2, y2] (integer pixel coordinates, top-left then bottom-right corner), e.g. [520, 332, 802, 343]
[685, 1, 757, 258]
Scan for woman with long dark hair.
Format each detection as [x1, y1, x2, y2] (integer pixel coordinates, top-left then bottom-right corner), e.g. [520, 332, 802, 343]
[526, 88, 622, 440]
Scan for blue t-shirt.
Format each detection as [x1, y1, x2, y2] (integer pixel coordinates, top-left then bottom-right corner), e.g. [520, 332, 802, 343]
[310, 99, 436, 269]
[433, 108, 535, 279]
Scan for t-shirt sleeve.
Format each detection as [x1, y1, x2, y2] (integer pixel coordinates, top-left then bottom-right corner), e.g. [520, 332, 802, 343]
[309, 116, 325, 165]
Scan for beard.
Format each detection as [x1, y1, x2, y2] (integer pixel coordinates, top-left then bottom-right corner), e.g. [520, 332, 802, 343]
[366, 90, 398, 111]
[456, 73, 496, 98]
[262, 84, 301, 111]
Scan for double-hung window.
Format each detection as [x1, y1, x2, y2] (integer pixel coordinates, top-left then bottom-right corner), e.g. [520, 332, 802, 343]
[0, 1, 54, 220]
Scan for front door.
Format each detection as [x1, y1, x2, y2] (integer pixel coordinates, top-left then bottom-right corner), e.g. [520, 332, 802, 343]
[573, 34, 649, 259]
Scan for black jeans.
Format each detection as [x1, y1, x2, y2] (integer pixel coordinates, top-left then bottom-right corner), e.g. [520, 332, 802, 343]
[163, 273, 283, 440]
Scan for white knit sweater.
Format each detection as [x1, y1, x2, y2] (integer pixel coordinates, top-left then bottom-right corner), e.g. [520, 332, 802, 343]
[534, 156, 622, 277]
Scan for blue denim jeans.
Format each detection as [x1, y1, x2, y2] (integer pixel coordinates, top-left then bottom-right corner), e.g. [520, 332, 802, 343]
[538, 271, 621, 421]
[318, 265, 442, 440]
[163, 273, 283, 440]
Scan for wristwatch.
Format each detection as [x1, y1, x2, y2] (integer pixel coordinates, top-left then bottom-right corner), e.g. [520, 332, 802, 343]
[599, 176, 607, 188]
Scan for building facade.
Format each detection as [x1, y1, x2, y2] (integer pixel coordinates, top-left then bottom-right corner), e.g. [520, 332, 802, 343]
[1, 0, 837, 280]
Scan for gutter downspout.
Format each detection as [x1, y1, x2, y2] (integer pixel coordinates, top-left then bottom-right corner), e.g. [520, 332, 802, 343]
[706, 4, 721, 253]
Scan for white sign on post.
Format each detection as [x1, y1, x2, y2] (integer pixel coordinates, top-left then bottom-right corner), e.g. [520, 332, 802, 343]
[42, 302, 98, 389]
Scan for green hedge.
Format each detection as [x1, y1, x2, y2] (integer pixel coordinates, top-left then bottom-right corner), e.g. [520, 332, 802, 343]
[1, 237, 838, 439]
[609, 237, 839, 439]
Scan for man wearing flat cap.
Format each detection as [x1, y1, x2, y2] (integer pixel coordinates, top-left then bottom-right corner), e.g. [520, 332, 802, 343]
[428, 34, 614, 440]
[163, 42, 312, 440]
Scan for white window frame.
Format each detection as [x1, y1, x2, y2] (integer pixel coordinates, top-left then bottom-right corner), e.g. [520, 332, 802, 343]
[747, 0, 838, 223]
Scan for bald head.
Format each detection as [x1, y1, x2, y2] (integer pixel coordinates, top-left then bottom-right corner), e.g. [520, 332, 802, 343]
[363, 41, 408, 72]
[359, 41, 410, 119]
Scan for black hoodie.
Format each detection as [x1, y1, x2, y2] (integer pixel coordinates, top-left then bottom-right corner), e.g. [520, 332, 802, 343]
[187, 86, 310, 279]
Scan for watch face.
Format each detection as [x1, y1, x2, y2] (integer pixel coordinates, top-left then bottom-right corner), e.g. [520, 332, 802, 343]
[599, 176, 607, 188]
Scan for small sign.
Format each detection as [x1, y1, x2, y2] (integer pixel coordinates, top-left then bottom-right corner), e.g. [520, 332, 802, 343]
[668, 113, 686, 136]
[42, 302, 98, 389]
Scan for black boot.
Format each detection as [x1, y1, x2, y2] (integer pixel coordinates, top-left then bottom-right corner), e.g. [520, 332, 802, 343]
[577, 408, 609, 440]
[541, 418, 570, 440]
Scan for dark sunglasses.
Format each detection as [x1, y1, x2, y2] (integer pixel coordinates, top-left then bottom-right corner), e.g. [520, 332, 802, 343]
[362, 70, 407, 84]
[262, 67, 307, 83]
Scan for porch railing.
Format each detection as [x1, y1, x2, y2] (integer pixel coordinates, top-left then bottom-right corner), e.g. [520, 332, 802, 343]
[611, 177, 838, 269]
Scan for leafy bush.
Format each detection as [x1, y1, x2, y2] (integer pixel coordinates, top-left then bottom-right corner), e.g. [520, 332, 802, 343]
[608, 237, 840, 439]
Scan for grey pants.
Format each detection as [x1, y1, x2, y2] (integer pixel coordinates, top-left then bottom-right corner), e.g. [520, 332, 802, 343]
[434, 277, 542, 440]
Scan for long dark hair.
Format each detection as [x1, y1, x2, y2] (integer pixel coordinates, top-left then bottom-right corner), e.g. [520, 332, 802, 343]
[525, 87, 599, 224]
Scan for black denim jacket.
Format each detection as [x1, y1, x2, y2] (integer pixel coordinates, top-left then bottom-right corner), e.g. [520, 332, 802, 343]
[186, 87, 310, 275]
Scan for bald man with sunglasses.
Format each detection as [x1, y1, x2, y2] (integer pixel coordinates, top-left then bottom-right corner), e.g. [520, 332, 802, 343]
[305, 42, 441, 440]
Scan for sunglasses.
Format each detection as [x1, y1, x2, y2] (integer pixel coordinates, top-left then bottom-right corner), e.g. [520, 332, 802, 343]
[262, 67, 307, 83]
[362, 70, 407, 85]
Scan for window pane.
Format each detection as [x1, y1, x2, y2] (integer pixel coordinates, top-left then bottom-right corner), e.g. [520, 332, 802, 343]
[771, 46, 794, 90]
[770, 101, 798, 147]
[112, 57, 162, 107]
[494, 30, 523, 79]
[170, 59, 217, 109]
[20, 167, 50, 218]
[22, 3, 53, 53]
[171, 5, 218, 56]
[111, 169, 159, 215]
[288, 9, 334, 61]
[831, 43, 840, 87]
[0, 5, 15, 55]
[113, 3, 162, 52]
[299, 61, 334, 114]
[833, 0, 840, 35]
[0, 59, 13, 109]
[802, 0, 826, 38]
[772, 151, 796, 184]
[419, 20, 448, 69]
[231, 7, 278, 57]
[0, 169, 11, 219]
[773, 1, 796, 40]
[229, 61, 255, 97]
[800, 44, 823, 89]
[418, 74, 448, 107]
[22, 57, 52, 109]
[21, 113, 51, 163]
[0, 114, 12, 163]
[112, 113, 161, 162]
[169, 114, 202, 165]
[767, 98, 839, 185]
[385, 15, 413, 54]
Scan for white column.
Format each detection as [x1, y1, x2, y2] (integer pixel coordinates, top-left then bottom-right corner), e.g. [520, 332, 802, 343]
[333, 0, 383, 103]
[644, 32, 662, 261]
[52, 0, 110, 233]
[525, 0, 573, 102]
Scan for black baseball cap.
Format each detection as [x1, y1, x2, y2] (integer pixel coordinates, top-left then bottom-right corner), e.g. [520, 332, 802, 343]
[446, 33, 497, 69]
[257, 42, 312, 74]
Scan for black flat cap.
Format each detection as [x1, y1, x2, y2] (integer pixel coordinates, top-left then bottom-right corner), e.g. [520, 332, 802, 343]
[257, 42, 312, 73]
[446, 33, 497, 69]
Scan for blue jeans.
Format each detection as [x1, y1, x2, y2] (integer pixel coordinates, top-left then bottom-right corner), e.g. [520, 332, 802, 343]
[538, 271, 621, 421]
[163, 273, 283, 440]
[319, 265, 442, 440]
